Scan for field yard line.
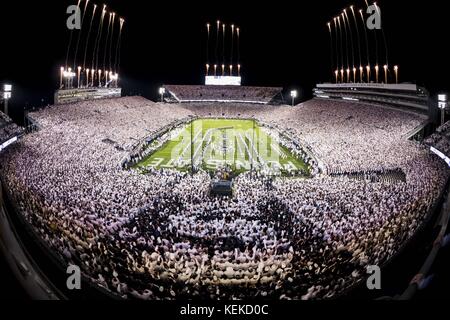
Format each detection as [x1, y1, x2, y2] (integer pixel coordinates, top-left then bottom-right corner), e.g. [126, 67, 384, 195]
[237, 132, 254, 163]
[178, 126, 203, 162]
[202, 132, 214, 159]
[244, 131, 266, 167]
[236, 134, 246, 159]
[192, 128, 216, 166]
[271, 143, 281, 156]
[271, 143, 286, 158]
[201, 128, 229, 161]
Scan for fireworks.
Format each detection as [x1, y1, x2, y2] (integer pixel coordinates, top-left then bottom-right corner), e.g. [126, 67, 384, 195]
[326, 2, 396, 84]
[205, 20, 241, 78]
[60, 1, 124, 89]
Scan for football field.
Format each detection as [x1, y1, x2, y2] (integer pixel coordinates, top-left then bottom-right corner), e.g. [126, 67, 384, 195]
[135, 119, 309, 175]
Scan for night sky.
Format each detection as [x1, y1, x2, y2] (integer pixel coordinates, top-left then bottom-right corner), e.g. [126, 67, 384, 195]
[0, 0, 448, 123]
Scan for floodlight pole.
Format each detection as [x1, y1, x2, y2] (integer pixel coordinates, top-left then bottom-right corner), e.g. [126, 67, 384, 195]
[4, 98, 8, 116]
[290, 90, 298, 107]
[159, 87, 166, 103]
[441, 104, 447, 127]
[442, 108, 445, 127]
[3, 84, 12, 116]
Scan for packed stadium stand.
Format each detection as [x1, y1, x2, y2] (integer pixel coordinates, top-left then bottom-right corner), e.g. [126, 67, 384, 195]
[313, 83, 433, 141]
[0, 96, 448, 300]
[424, 121, 450, 165]
[0, 111, 23, 152]
[164, 85, 284, 104]
[313, 83, 429, 114]
[54, 87, 122, 105]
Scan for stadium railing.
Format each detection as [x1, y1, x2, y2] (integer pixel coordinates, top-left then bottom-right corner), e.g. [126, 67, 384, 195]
[397, 185, 450, 300]
[0, 179, 122, 300]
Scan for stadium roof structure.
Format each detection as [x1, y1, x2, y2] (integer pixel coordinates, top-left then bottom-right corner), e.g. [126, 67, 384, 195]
[163, 85, 284, 105]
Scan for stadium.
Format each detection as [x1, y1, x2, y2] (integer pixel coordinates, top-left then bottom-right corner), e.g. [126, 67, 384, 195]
[0, 0, 449, 307]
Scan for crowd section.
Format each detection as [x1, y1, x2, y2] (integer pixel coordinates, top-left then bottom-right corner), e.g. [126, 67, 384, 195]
[424, 121, 450, 156]
[164, 85, 282, 104]
[0, 96, 447, 300]
[254, 99, 428, 174]
[0, 112, 23, 145]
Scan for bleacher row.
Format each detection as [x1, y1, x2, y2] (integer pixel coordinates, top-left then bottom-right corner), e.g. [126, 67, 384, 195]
[0, 111, 24, 147]
[330, 169, 407, 184]
[0, 96, 448, 300]
[164, 85, 283, 104]
[314, 84, 430, 114]
[424, 122, 450, 156]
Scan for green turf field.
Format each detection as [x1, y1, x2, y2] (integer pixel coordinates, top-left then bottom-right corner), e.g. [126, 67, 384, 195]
[135, 119, 309, 175]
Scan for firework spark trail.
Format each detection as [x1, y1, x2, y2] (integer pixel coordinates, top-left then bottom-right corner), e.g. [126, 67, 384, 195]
[65, 0, 81, 69]
[82, 4, 97, 70]
[103, 12, 113, 72]
[108, 13, 116, 72]
[93, 5, 107, 71]
[73, 0, 90, 70]
[114, 18, 125, 73]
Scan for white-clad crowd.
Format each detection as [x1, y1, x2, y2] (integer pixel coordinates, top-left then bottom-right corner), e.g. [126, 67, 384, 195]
[164, 85, 282, 104]
[425, 121, 450, 156]
[1, 112, 23, 144]
[0, 96, 447, 300]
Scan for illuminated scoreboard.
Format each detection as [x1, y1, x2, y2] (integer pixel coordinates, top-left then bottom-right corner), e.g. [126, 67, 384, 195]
[205, 76, 242, 86]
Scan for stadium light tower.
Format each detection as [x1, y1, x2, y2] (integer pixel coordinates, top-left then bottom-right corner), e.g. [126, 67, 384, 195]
[290, 90, 298, 107]
[3, 84, 12, 116]
[439, 94, 448, 126]
[159, 87, 166, 103]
